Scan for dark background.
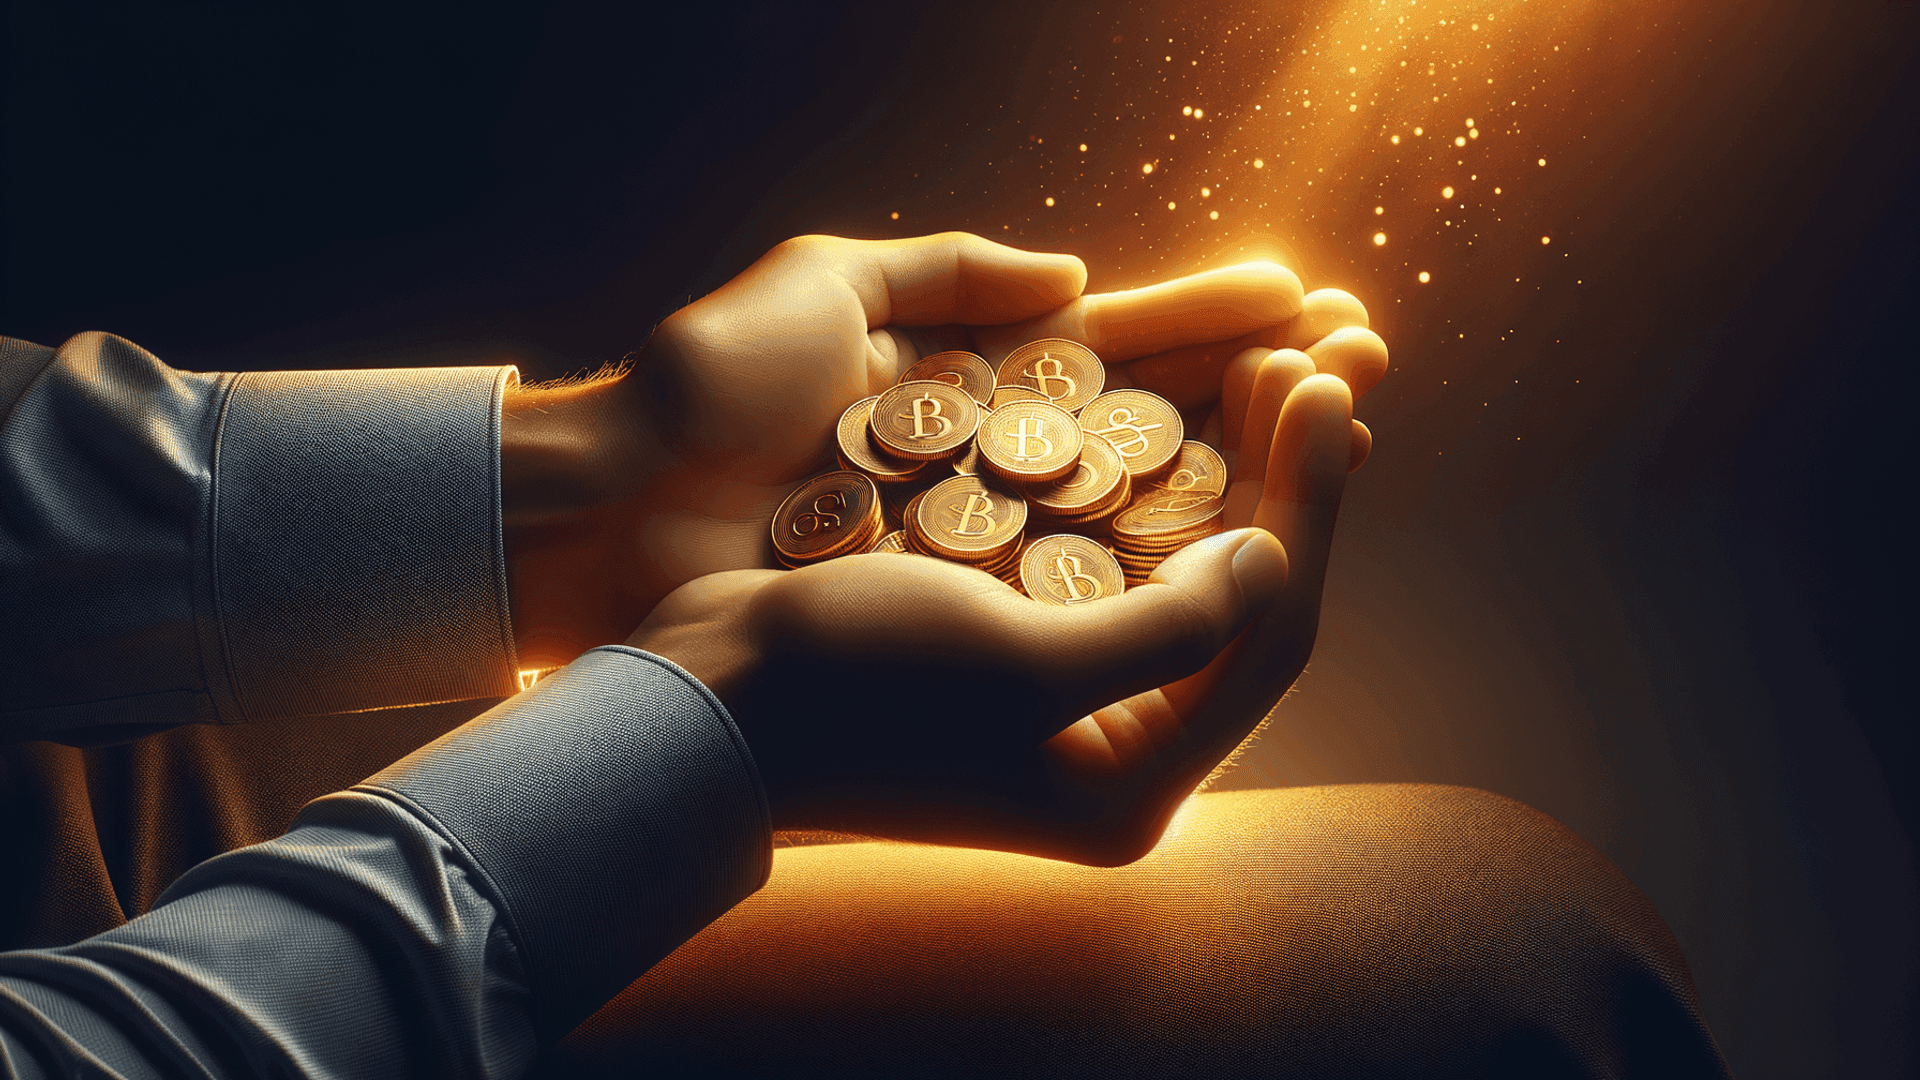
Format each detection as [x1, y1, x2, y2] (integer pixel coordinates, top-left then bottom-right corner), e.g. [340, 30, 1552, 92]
[4, 1, 1914, 1075]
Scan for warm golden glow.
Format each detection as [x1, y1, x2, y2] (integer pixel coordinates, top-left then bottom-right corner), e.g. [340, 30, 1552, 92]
[1045, 197, 1055, 207]
[1373, 232, 1387, 246]
[1442, 186, 1455, 200]
[1419, 271, 1431, 283]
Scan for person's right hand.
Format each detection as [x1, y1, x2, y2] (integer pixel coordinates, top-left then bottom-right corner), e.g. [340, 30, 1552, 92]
[498, 232, 1359, 671]
[624, 369, 1355, 864]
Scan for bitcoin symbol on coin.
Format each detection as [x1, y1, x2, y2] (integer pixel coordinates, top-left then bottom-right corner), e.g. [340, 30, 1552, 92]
[1046, 552, 1104, 603]
[948, 492, 998, 537]
[1024, 355, 1078, 401]
[1089, 407, 1164, 459]
[1005, 417, 1054, 460]
[791, 492, 845, 536]
[1148, 494, 1214, 515]
[900, 394, 952, 439]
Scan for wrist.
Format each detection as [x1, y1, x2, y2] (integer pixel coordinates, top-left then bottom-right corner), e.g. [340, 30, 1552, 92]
[501, 370, 657, 667]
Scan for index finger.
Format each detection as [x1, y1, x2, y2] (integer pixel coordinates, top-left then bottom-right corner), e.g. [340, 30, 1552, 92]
[822, 232, 1087, 329]
[996, 263, 1304, 363]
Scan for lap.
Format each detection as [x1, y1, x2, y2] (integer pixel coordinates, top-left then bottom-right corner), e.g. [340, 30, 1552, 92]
[548, 785, 1730, 1079]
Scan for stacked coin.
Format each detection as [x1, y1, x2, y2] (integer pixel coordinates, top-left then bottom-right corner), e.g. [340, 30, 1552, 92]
[898, 474, 1026, 585]
[769, 471, 886, 568]
[773, 342, 1231, 602]
[1018, 533, 1127, 607]
[1109, 488, 1228, 588]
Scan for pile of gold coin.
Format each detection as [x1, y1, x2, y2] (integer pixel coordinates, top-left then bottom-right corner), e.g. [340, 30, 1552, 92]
[770, 339, 1232, 605]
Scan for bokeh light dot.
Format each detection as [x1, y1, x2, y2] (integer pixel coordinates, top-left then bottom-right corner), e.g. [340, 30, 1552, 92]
[1419, 271, 1432, 283]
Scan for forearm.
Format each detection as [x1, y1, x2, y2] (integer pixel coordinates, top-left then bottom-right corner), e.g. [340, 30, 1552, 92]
[0, 647, 772, 1078]
[0, 332, 519, 743]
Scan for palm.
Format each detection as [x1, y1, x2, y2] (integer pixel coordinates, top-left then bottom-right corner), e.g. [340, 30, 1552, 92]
[627, 233, 1382, 618]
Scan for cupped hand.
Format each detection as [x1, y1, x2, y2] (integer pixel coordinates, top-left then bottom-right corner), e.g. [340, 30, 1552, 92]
[624, 367, 1355, 865]
[503, 232, 1381, 670]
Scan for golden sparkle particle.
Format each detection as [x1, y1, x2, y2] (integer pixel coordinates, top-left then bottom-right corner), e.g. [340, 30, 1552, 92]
[1414, 126, 1424, 135]
[1201, 186, 1211, 196]
[1541, 236, 1552, 244]
[1442, 185, 1455, 199]
[1469, 129, 1479, 139]
[1210, 210, 1219, 220]
[1143, 162, 1155, 175]
[1494, 187, 1502, 194]
[1253, 158, 1264, 168]
[1538, 158, 1547, 166]
[1183, 105, 1193, 115]
[1455, 136, 1467, 146]
[1045, 197, 1055, 207]
[1374, 206, 1384, 214]
[1194, 108, 1204, 119]
[1079, 143, 1088, 151]
[1373, 232, 1387, 246]
[1168, 201, 1177, 210]
[1419, 271, 1432, 283]
[890, 211, 899, 220]
[1391, 134, 1401, 144]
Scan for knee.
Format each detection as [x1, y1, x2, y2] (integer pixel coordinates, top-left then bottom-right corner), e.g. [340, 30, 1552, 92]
[1174, 784, 1727, 1078]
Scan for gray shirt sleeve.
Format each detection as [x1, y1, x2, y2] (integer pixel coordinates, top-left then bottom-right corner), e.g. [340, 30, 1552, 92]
[0, 333, 775, 1076]
[0, 646, 773, 1079]
[1, 331, 520, 742]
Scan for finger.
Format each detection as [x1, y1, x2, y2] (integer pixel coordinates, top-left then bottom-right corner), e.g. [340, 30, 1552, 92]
[1154, 374, 1352, 736]
[1305, 326, 1391, 399]
[1224, 349, 1315, 500]
[1251, 374, 1353, 599]
[995, 263, 1304, 364]
[1349, 420, 1373, 472]
[1039, 529, 1286, 716]
[1284, 288, 1370, 350]
[822, 232, 1087, 329]
[1219, 347, 1273, 460]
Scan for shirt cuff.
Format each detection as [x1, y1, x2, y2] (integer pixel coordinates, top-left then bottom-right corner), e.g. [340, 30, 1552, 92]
[357, 645, 774, 1043]
[207, 365, 520, 719]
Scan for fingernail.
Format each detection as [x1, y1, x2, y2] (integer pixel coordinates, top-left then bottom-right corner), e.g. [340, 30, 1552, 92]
[1230, 529, 1288, 597]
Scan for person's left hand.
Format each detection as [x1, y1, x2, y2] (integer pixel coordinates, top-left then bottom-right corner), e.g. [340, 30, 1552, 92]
[502, 232, 1353, 666]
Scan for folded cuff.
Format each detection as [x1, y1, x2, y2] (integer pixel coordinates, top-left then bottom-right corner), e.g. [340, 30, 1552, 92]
[208, 366, 519, 719]
[359, 646, 773, 1043]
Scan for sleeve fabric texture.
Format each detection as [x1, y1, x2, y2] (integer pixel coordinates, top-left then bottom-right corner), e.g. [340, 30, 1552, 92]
[0, 335, 774, 1078]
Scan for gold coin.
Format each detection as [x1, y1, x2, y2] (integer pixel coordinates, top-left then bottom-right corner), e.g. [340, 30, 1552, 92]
[976, 399, 1083, 484]
[900, 351, 995, 406]
[870, 380, 980, 461]
[989, 385, 1050, 410]
[1024, 430, 1126, 514]
[771, 471, 882, 564]
[837, 397, 932, 483]
[1112, 490, 1225, 542]
[1078, 389, 1184, 479]
[1020, 535, 1126, 605]
[996, 339, 1105, 415]
[867, 530, 910, 554]
[1151, 440, 1228, 496]
[914, 474, 1027, 560]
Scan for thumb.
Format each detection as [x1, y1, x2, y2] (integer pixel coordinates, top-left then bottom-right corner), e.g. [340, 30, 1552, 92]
[1038, 528, 1288, 715]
